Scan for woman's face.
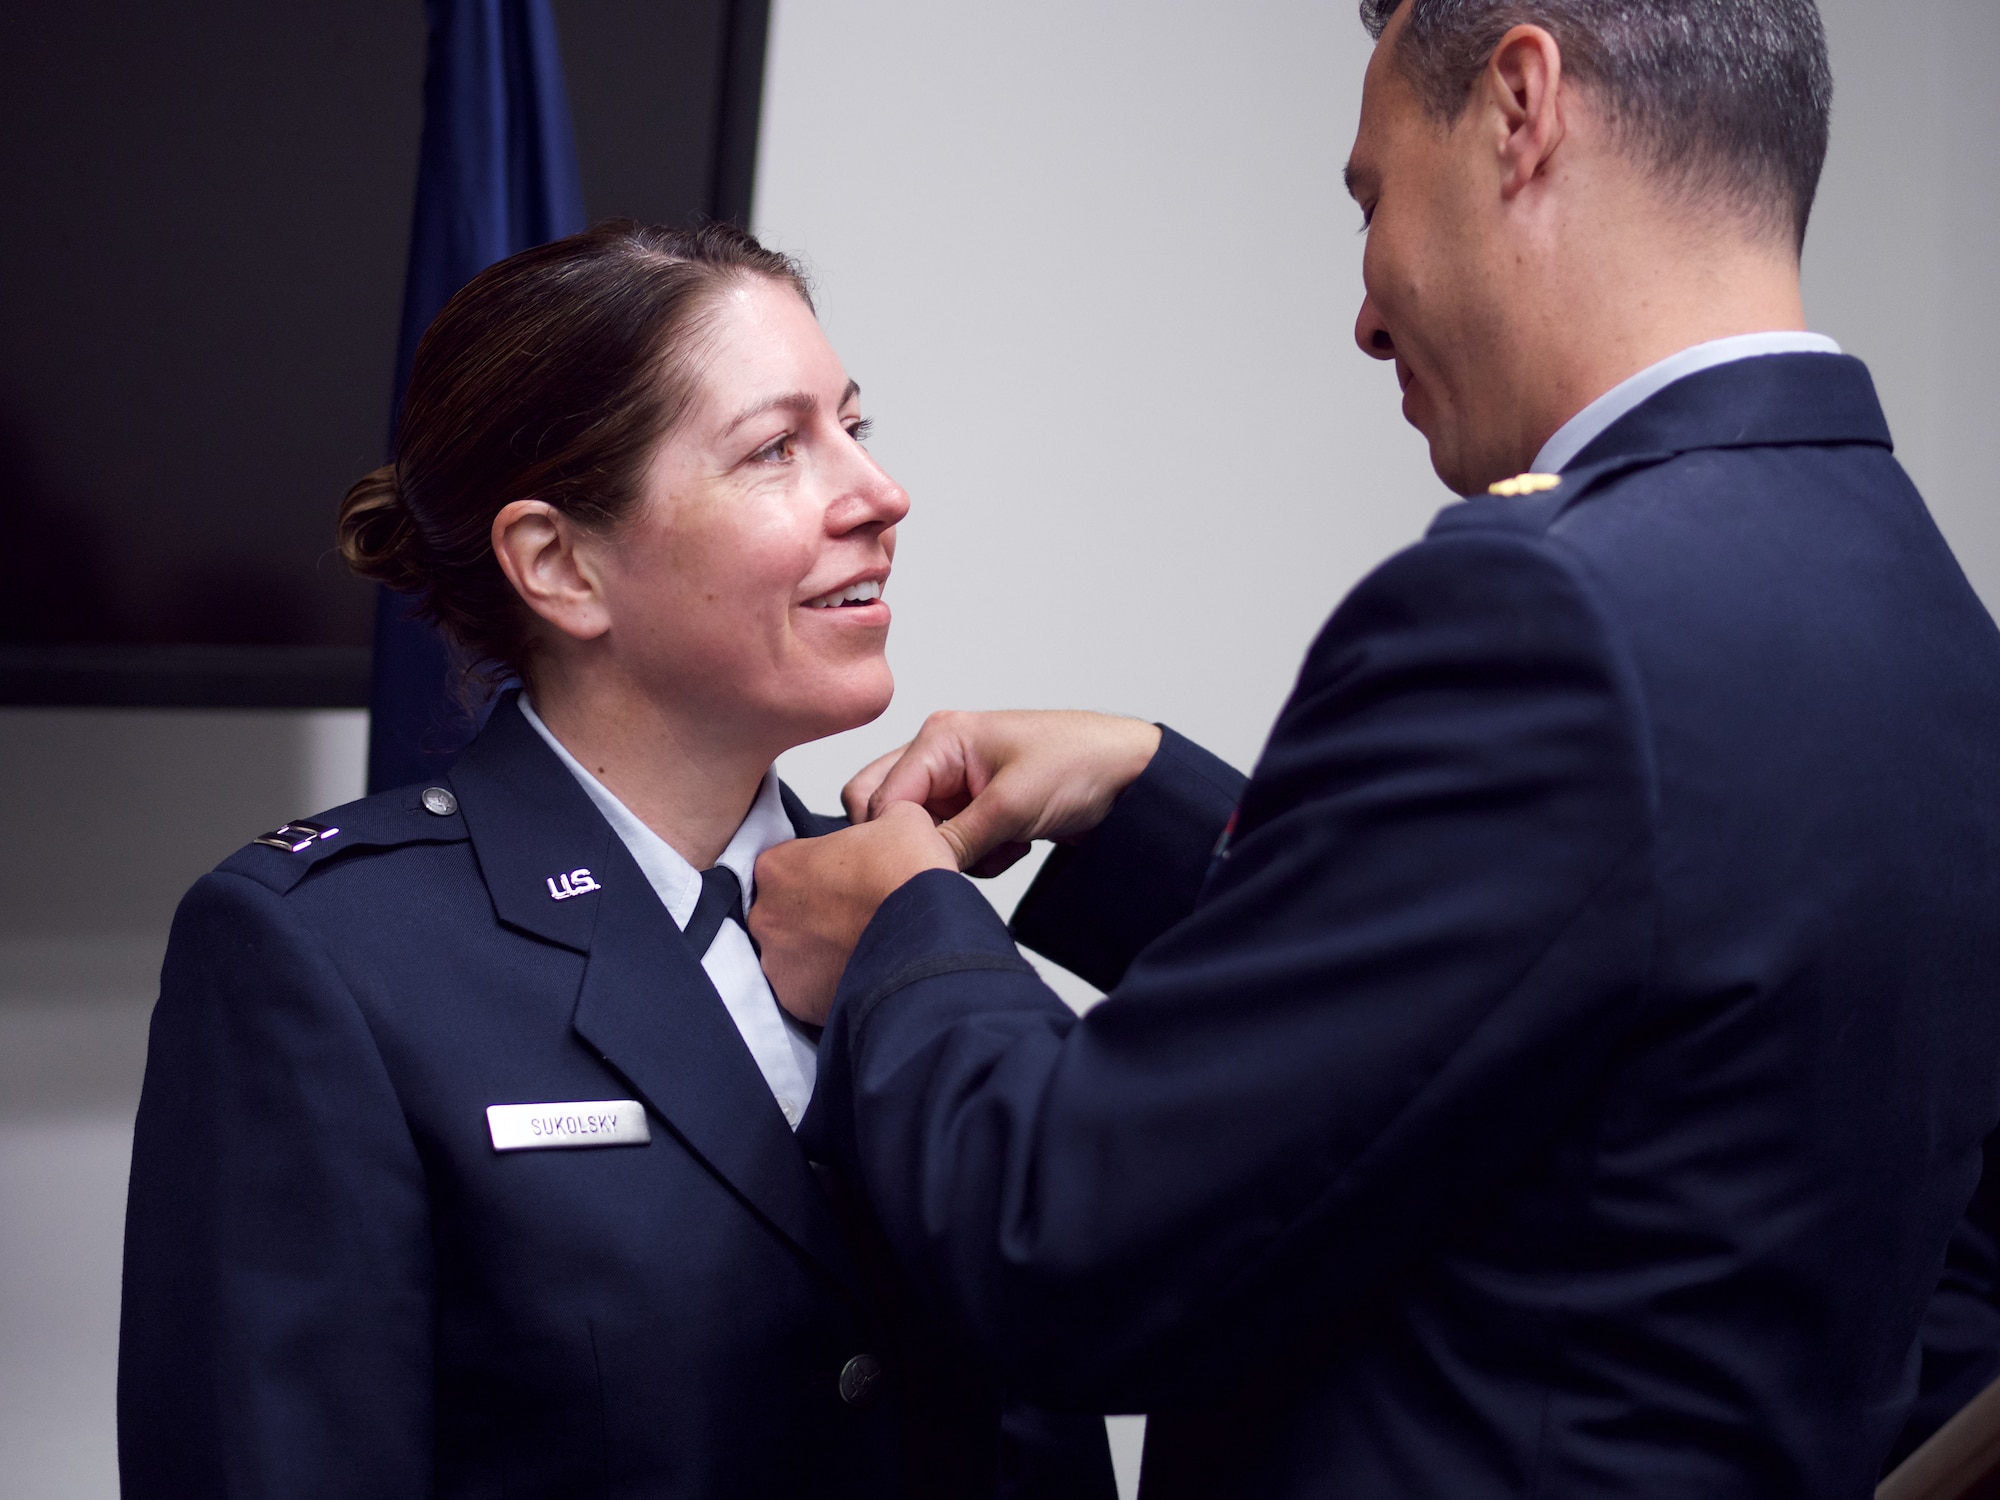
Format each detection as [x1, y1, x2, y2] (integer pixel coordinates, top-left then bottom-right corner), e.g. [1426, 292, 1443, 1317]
[586, 276, 908, 754]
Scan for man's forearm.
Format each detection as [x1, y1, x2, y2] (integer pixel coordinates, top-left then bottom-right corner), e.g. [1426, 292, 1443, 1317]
[1010, 727, 1246, 991]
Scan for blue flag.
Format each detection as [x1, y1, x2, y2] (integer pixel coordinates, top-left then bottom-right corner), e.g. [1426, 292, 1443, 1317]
[367, 0, 585, 793]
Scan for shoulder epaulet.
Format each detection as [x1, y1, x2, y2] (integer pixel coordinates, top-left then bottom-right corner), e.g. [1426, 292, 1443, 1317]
[218, 781, 470, 895]
[1427, 450, 1678, 541]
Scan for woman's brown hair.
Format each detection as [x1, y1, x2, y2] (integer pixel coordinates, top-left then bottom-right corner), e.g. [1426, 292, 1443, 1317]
[337, 219, 813, 687]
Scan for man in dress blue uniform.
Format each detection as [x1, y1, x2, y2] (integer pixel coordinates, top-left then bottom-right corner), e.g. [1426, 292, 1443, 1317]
[749, 0, 2000, 1494]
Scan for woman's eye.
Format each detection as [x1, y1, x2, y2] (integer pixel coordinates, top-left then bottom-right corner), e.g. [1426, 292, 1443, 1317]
[847, 417, 874, 445]
[752, 434, 798, 463]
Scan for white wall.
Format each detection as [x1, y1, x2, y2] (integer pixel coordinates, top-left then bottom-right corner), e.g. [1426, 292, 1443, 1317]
[763, 0, 1425, 812]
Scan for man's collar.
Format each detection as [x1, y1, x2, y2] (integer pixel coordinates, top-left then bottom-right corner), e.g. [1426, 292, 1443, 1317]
[1533, 332, 1846, 474]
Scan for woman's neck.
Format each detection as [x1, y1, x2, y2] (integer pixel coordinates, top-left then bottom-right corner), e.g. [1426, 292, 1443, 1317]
[526, 673, 776, 872]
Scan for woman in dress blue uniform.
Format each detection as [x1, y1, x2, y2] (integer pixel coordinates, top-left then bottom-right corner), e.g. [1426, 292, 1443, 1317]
[117, 221, 1114, 1500]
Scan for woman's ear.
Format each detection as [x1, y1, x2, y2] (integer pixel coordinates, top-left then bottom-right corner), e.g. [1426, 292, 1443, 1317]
[491, 499, 612, 642]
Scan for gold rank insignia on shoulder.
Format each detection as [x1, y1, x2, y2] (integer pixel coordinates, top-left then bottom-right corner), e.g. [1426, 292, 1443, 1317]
[1488, 472, 1562, 498]
[254, 820, 340, 853]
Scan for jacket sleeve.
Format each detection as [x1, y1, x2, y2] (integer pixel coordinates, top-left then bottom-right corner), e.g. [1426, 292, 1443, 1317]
[806, 528, 1656, 1411]
[1009, 727, 1246, 992]
[118, 870, 434, 1498]
[1887, 1131, 2000, 1470]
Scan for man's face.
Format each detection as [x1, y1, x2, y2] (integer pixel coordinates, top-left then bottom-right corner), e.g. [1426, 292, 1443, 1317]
[1347, 13, 1522, 495]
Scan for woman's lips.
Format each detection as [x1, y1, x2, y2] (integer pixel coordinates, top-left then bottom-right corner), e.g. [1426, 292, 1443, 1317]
[797, 577, 890, 629]
[797, 597, 892, 632]
[802, 578, 884, 610]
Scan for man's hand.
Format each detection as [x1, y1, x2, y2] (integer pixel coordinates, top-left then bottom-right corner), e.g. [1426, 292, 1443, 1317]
[843, 711, 1163, 876]
[751, 802, 957, 1027]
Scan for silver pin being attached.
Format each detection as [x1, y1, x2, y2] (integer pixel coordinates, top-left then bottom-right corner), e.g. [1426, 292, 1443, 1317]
[254, 820, 340, 854]
[547, 868, 602, 902]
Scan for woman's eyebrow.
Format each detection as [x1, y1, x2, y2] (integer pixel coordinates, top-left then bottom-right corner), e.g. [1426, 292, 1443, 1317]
[722, 380, 863, 436]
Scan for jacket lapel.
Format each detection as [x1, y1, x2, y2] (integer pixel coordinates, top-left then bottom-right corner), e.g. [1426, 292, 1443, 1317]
[449, 697, 614, 955]
[451, 699, 864, 1304]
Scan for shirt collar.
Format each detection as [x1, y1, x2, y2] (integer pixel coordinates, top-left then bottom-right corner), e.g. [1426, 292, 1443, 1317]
[515, 696, 794, 928]
[1532, 332, 1844, 475]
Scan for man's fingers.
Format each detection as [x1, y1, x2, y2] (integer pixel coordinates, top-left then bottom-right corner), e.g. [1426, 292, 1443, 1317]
[846, 711, 1157, 852]
[936, 774, 1033, 871]
[933, 818, 974, 871]
[868, 730, 973, 822]
[842, 743, 909, 823]
[964, 841, 1032, 879]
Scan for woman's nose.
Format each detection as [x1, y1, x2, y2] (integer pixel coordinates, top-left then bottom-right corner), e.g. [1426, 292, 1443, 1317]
[871, 476, 911, 528]
[831, 447, 911, 534]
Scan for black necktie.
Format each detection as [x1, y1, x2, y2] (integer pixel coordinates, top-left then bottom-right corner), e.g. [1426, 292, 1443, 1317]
[683, 865, 747, 958]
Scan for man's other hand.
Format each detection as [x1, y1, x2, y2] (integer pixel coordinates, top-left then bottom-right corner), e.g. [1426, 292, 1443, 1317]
[751, 802, 957, 1027]
[842, 711, 1163, 876]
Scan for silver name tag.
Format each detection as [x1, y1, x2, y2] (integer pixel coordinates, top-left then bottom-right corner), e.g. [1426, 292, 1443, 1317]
[486, 1099, 651, 1152]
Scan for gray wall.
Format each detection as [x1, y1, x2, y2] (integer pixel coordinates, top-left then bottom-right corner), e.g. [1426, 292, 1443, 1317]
[0, 710, 363, 1498]
[1806, 0, 2000, 609]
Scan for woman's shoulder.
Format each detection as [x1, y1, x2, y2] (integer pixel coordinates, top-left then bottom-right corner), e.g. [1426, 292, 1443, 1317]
[213, 778, 474, 902]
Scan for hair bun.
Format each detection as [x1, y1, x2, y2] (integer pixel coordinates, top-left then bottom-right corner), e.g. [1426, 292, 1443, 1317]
[336, 463, 428, 592]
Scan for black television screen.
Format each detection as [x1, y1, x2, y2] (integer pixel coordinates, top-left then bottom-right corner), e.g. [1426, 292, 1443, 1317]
[0, 0, 764, 707]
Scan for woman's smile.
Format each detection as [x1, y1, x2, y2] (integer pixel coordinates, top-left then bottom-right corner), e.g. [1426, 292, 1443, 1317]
[802, 574, 887, 611]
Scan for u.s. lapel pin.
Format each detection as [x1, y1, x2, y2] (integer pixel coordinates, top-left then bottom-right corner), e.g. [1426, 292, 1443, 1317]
[547, 868, 603, 902]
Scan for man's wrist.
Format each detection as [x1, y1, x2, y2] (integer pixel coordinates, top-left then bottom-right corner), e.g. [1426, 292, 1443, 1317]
[1116, 721, 1165, 788]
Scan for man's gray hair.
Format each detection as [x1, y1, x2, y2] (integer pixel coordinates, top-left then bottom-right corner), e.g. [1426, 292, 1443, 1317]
[1359, 0, 1832, 249]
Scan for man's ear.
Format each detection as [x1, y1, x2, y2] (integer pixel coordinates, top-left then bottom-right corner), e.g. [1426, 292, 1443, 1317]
[491, 499, 612, 643]
[1485, 24, 1566, 201]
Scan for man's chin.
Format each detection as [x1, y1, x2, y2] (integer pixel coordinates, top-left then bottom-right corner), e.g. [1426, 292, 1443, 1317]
[1411, 417, 1504, 499]
[1411, 418, 1471, 497]
[1403, 389, 1471, 494]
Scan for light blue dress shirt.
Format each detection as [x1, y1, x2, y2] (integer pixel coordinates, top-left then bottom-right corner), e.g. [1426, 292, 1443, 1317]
[1532, 331, 1843, 474]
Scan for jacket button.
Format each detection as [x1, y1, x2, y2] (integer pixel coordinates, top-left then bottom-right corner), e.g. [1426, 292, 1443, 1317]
[838, 1353, 884, 1408]
[421, 786, 458, 816]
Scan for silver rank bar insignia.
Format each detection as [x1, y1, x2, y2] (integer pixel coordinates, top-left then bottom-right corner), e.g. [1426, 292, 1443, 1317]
[254, 820, 340, 853]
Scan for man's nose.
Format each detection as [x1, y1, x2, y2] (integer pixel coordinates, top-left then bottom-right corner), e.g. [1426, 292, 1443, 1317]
[1354, 297, 1397, 362]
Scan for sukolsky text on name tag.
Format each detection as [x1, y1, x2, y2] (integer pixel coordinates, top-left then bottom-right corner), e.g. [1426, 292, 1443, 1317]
[486, 1100, 651, 1152]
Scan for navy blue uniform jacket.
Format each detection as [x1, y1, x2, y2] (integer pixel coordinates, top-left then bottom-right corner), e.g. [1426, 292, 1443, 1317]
[118, 701, 1114, 1499]
[1886, 1131, 2000, 1467]
[802, 355, 2000, 1497]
